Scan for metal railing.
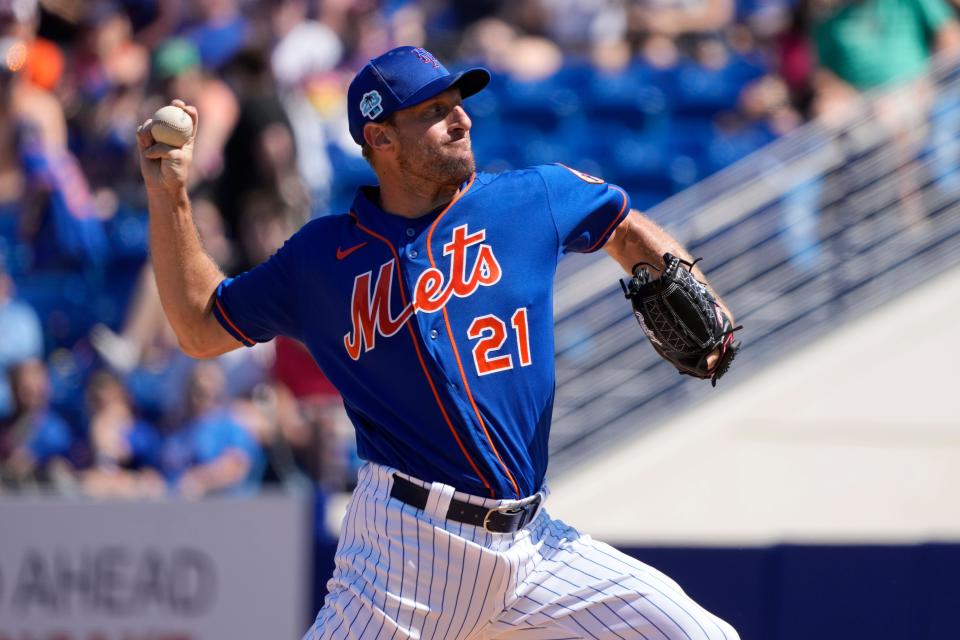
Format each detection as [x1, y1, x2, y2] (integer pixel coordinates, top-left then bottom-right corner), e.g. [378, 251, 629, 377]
[548, 55, 960, 472]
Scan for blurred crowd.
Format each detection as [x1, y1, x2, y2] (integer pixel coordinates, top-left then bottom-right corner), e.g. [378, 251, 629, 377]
[1, 0, 958, 497]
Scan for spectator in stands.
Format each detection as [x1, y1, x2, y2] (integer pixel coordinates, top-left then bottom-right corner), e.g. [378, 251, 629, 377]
[628, 0, 735, 40]
[126, 0, 183, 50]
[0, 258, 43, 416]
[539, 0, 626, 55]
[236, 190, 305, 271]
[16, 123, 109, 270]
[271, 336, 354, 492]
[457, 13, 566, 81]
[21, 15, 62, 94]
[0, 33, 107, 271]
[153, 38, 239, 186]
[775, 3, 816, 117]
[0, 0, 67, 152]
[458, 17, 520, 73]
[157, 361, 265, 498]
[180, 0, 249, 71]
[216, 45, 308, 265]
[91, 194, 233, 373]
[809, 0, 960, 123]
[79, 369, 165, 498]
[809, 0, 960, 222]
[71, 4, 149, 105]
[66, 5, 150, 199]
[734, 73, 801, 138]
[1, 0, 875, 501]
[0, 358, 73, 490]
[335, 0, 394, 69]
[0, 43, 23, 236]
[267, 0, 343, 217]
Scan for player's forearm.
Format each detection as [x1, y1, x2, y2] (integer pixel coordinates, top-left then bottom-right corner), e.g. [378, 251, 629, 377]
[605, 210, 690, 271]
[137, 101, 240, 359]
[146, 186, 226, 356]
[605, 210, 734, 322]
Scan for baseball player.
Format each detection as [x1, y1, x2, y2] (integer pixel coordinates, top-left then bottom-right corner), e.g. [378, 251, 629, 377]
[136, 46, 740, 640]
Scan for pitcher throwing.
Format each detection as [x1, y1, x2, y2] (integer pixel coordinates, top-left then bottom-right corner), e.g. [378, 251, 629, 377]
[137, 46, 740, 640]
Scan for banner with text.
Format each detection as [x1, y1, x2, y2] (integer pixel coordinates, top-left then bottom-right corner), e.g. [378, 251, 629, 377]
[0, 494, 310, 640]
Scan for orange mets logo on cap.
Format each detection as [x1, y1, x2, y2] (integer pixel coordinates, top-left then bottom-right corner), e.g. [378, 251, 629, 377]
[360, 90, 383, 120]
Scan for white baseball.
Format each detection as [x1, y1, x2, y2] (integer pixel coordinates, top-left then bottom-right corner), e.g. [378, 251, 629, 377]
[150, 105, 193, 148]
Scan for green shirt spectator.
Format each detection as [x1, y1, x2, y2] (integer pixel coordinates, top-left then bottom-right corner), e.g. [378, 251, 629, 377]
[813, 0, 954, 90]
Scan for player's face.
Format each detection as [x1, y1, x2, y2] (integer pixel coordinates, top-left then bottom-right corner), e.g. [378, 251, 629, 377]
[389, 87, 475, 187]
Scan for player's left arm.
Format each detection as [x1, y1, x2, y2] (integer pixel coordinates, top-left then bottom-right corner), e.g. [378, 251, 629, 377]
[603, 209, 734, 324]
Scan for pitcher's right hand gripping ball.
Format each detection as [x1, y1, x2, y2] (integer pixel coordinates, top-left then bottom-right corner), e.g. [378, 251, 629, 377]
[150, 105, 193, 148]
[136, 100, 197, 196]
[620, 253, 741, 386]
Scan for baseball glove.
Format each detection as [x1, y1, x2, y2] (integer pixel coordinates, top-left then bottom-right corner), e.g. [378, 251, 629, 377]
[620, 253, 741, 386]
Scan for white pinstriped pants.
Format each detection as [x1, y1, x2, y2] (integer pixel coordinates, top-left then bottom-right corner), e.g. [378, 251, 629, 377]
[304, 463, 739, 640]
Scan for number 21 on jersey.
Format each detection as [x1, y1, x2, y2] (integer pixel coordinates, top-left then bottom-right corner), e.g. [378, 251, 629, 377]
[467, 307, 532, 376]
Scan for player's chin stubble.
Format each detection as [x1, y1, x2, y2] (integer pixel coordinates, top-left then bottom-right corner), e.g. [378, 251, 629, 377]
[398, 136, 475, 187]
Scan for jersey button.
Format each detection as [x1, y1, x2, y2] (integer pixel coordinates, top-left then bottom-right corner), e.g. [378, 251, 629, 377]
[409, 249, 419, 258]
[406, 228, 415, 237]
[429, 329, 439, 339]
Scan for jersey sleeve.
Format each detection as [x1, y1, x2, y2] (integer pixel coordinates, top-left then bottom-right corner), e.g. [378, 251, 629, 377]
[213, 232, 305, 346]
[535, 163, 631, 255]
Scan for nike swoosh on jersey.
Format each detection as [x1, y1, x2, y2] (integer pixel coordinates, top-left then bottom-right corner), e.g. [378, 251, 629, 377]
[336, 242, 369, 260]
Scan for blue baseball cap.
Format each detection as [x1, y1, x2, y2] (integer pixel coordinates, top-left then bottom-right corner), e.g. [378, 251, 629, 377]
[347, 46, 490, 145]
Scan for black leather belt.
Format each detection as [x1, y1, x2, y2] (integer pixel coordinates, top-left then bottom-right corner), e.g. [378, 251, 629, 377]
[390, 474, 542, 534]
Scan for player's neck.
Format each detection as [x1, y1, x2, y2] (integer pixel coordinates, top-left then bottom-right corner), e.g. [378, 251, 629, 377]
[376, 173, 462, 219]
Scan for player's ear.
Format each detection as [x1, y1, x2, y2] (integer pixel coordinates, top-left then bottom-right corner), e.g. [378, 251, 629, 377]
[363, 123, 393, 153]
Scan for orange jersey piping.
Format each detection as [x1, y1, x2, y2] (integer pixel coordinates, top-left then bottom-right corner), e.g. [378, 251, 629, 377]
[584, 186, 630, 253]
[214, 293, 255, 346]
[349, 210, 495, 497]
[426, 175, 523, 499]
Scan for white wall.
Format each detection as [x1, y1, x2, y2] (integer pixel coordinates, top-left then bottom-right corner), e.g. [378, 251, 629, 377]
[545, 266, 960, 546]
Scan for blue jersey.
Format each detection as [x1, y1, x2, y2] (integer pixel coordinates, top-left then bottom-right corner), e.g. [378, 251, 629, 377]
[25, 410, 73, 464]
[213, 164, 630, 498]
[159, 408, 265, 495]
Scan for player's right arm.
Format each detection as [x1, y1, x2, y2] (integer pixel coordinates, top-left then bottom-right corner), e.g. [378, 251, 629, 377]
[136, 100, 240, 359]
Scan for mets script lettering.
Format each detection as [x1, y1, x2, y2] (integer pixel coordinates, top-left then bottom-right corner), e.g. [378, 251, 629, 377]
[344, 224, 502, 360]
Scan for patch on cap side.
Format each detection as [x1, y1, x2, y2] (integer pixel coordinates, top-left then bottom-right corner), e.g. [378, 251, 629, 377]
[360, 90, 383, 120]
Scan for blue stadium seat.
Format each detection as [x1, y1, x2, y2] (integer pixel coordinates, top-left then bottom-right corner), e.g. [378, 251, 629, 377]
[626, 188, 674, 211]
[0, 204, 29, 275]
[668, 117, 717, 154]
[105, 205, 150, 266]
[590, 125, 707, 197]
[665, 59, 753, 118]
[464, 85, 501, 124]
[327, 144, 377, 215]
[16, 273, 85, 351]
[473, 122, 528, 172]
[519, 137, 580, 168]
[579, 67, 668, 134]
[608, 136, 674, 191]
[705, 122, 777, 175]
[494, 73, 581, 135]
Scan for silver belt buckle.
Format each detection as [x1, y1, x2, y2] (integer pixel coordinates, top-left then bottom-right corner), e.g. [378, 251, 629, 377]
[483, 504, 526, 532]
[483, 495, 542, 532]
